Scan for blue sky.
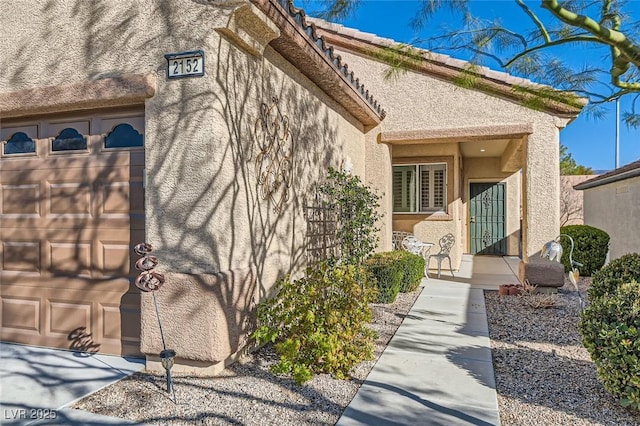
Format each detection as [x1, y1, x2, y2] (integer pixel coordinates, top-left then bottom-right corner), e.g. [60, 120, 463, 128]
[300, 0, 640, 171]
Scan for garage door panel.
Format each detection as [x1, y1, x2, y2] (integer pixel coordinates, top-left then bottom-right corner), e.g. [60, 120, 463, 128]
[2, 241, 40, 273]
[49, 183, 92, 215]
[1, 281, 141, 356]
[1, 110, 144, 356]
[0, 152, 141, 172]
[99, 242, 131, 276]
[0, 217, 135, 229]
[49, 242, 92, 277]
[1, 184, 40, 215]
[1, 297, 41, 334]
[48, 300, 92, 336]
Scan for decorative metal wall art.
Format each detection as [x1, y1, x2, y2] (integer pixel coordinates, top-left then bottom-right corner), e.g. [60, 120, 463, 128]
[134, 243, 165, 292]
[253, 96, 293, 213]
[133, 243, 176, 400]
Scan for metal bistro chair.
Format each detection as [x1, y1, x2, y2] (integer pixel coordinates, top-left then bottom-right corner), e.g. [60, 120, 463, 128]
[428, 233, 455, 278]
[400, 234, 434, 279]
[392, 231, 414, 251]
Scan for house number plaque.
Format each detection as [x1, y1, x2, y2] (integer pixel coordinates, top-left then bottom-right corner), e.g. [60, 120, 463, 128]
[165, 50, 205, 79]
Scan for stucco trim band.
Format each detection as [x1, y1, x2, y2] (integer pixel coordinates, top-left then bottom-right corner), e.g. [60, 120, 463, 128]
[381, 123, 533, 144]
[0, 74, 156, 119]
[216, 3, 280, 56]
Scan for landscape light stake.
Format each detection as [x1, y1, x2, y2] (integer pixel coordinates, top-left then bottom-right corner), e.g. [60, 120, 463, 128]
[133, 243, 177, 402]
[540, 234, 584, 311]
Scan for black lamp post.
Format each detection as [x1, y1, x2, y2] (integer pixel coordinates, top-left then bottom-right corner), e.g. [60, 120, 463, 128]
[160, 349, 176, 394]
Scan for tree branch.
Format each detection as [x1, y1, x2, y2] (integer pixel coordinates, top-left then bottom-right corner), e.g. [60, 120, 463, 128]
[505, 35, 607, 67]
[541, 0, 640, 65]
[516, 0, 550, 42]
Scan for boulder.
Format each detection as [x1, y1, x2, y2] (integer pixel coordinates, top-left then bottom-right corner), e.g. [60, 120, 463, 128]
[519, 260, 564, 288]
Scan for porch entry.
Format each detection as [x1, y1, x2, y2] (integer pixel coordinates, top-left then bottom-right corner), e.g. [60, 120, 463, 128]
[470, 182, 507, 255]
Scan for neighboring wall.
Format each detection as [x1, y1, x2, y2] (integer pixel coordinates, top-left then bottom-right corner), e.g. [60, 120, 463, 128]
[560, 175, 594, 226]
[332, 47, 567, 262]
[583, 175, 640, 260]
[0, 1, 375, 371]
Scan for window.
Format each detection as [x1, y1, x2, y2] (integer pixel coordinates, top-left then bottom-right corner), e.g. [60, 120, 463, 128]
[105, 123, 143, 149]
[393, 163, 446, 213]
[4, 132, 36, 155]
[52, 128, 86, 151]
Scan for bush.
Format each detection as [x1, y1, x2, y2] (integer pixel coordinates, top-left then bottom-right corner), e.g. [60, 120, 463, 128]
[589, 253, 640, 301]
[579, 281, 640, 409]
[253, 262, 378, 384]
[365, 252, 403, 303]
[319, 167, 381, 265]
[559, 225, 610, 276]
[390, 251, 425, 292]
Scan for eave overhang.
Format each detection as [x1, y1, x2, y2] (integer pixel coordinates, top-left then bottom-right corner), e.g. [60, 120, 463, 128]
[252, 0, 385, 128]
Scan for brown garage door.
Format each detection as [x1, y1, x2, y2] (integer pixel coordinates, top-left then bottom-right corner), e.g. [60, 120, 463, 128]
[1, 109, 144, 356]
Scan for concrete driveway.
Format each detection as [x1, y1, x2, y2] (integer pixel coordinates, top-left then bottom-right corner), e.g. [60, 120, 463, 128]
[0, 342, 145, 425]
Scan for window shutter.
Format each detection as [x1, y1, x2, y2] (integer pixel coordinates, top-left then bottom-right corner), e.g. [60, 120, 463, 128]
[420, 167, 430, 211]
[433, 167, 445, 210]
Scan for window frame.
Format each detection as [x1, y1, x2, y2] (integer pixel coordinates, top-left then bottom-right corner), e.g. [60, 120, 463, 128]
[392, 162, 447, 214]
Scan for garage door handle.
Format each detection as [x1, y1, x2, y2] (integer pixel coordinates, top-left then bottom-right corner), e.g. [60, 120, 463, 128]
[470, 216, 476, 223]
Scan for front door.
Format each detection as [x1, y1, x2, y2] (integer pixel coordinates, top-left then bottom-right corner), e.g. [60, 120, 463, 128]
[470, 182, 506, 255]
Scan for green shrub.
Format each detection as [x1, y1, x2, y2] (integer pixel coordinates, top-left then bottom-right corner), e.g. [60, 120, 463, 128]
[579, 281, 640, 409]
[559, 225, 610, 276]
[318, 167, 381, 265]
[390, 251, 425, 292]
[253, 262, 378, 384]
[365, 252, 403, 303]
[589, 253, 640, 301]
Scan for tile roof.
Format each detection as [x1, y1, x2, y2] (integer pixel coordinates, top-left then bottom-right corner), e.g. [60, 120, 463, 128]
[309, 17, 587, 116]
[273, 0, 386, 117]
[574, 159, 640, 190]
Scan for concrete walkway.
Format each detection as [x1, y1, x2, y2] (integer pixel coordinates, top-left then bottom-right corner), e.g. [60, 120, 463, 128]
[1, 255, 517, 426]
[0, 342, 145, 425]
[338, 256, 520, 425]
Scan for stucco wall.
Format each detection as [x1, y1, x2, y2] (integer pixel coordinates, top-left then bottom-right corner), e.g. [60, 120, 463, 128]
[560, 175, 594, 226]
[583, 175, 640, 260]
[1, 1, 371, 369]
[333, 48, 567, 262]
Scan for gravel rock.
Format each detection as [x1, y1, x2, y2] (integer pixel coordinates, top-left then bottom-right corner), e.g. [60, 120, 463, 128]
[486, 278, 640, 426]
[73, 289, 421, 425]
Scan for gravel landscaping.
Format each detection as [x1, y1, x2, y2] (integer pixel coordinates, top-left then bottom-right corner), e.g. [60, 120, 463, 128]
[486, 278, 640, 426]
[72, 289, 421, 425]
[73, 277, 640, 425]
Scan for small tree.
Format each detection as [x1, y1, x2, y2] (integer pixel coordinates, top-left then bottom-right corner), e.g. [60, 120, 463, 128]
[560, 144, 593, 176]
[560, 177, 583, 226]
[318, 167, 381, 265]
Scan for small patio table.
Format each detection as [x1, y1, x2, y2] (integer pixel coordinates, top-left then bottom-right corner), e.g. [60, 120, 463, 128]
[401, 236, 434, 278]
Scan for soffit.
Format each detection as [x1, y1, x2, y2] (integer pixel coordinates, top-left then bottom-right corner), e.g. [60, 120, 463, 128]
[459, 139, 511, 158]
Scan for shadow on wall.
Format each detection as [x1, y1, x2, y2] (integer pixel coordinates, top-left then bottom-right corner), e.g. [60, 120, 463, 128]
[141, 32, 343, 358]
[3, 1, 345, 359]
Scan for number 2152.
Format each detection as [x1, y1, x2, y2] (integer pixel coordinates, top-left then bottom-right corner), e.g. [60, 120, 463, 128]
[171, 58, 201, 76]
